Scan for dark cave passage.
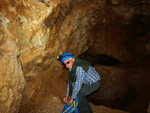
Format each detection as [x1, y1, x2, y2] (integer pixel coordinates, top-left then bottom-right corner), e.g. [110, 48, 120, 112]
[79, 53, 121, 67]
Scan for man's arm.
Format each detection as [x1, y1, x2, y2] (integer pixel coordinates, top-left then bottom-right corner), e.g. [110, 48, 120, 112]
[66, 82, 69, 95]
[71, 66, 85, 99]
[67, 67, 85, 105]
[64, 82, 69, 103]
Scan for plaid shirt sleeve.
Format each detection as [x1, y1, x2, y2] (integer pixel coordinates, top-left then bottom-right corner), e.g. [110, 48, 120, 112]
[66, 82, 69, 95]
[71, 66, 85, 99]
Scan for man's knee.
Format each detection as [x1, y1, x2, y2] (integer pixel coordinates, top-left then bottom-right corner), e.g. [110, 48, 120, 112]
[78, 93, 85, 99]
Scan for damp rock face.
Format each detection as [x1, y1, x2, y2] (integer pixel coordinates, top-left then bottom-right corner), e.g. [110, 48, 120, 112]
[89, 65, 129, 106]
[0, 0, 99, 112]
[0, 0, 150, 113]
[0, 39, 26, 112]
[90, 103, 130, 113]
[88, 65, 150, 113]
[86, 0, 150, 66]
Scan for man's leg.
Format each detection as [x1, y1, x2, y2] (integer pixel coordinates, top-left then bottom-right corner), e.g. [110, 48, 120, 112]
[78, 80, 101, 113]
[78, 94, 86, 113]
[82, 95, 93, 113]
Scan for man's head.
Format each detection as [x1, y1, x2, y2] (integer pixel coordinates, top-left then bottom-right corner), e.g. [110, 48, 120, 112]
[57, 52, 75, 70]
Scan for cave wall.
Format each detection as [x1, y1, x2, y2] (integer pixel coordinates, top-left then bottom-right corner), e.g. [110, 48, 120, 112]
[0, 0, 150, 113]
[87, 0, 150, 66]
[0, 0, 98, 112]
[83, 1, 150, 113]
[0, 39, 25, 113]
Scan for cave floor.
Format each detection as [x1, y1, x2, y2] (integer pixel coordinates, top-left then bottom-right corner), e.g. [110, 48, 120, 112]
[28, 95, 129, 113]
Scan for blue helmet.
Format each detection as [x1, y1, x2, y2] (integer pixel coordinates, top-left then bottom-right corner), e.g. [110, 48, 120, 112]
[60, 52, 73, 63]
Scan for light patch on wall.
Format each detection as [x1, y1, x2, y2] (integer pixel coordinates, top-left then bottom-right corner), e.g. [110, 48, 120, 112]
[33, 20, 37, 24]
[8, 5, 16, 14]
[0, 12, 10, 29]
[47, 7, 53, 13]
[30, 28, 50, 49]
[32, 5, 35, 9]
[23, 0, 30, 7]
[31, 35, 42, 48]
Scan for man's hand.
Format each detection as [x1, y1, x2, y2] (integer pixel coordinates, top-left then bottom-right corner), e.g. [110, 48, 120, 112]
[67, 97, 74, 105]
[63, 95, 69, 103]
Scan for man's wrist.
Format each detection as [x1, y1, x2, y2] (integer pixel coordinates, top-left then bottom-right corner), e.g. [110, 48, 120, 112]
[71, 96, 75, 99]
[70, 97, 74, 102]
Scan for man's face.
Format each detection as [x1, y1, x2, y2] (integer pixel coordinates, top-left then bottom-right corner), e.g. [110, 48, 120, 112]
[63, 58, 74, 70]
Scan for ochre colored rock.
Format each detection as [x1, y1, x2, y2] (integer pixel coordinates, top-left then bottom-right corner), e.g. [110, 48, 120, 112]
[0, 0, 98, 112]
[90, 103, 130, 113]
[0, 0, 150, 113]
[0, 39, 25, 113]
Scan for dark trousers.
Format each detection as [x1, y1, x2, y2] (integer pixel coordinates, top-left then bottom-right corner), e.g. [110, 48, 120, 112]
[77, 80, 101, 113]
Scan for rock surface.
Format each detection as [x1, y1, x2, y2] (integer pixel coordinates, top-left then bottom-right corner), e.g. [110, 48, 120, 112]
[0, 39, 25, 113]
[88, 65, 150, 113]
[28, 95, 130, 113]
[90, 104, 130, 113]
[0, 0, 97, 112]
[0, 0, 150, 113]
[89, 65, 129, 106]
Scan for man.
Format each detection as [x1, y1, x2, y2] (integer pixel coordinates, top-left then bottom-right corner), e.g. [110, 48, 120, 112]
[57, 52, 101, 113]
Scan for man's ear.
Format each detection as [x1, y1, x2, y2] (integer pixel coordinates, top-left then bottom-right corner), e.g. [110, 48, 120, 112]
[72, 58, 75, 62]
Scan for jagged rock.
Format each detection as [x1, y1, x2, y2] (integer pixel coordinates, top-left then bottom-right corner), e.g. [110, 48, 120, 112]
[90, 103, 130, 113]
[28, 95, 130, 113]
[88, 65, 150, 113]
[0, 0, 98, 112]
[87, 25, 134, 63]
[28, 95, 64, 113]
[0, 0, 150, 113]
[88, 65, 129, 106]
[0, 39, 26, 112]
